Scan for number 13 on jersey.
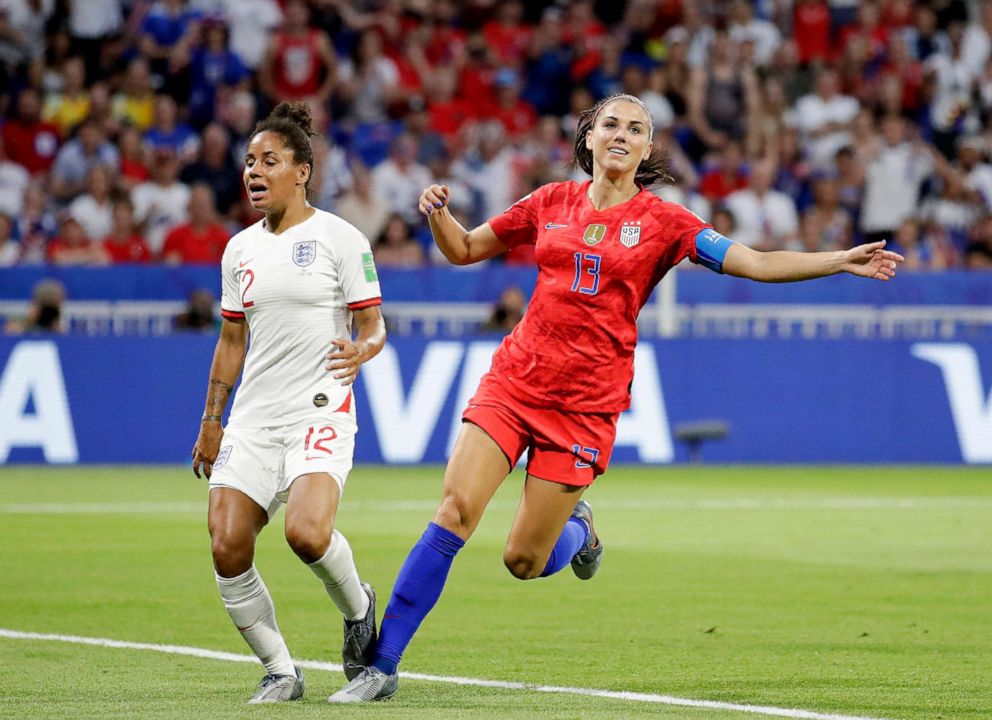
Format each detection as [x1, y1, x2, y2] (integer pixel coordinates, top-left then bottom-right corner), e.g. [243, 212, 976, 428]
[571, 252, 601, 295]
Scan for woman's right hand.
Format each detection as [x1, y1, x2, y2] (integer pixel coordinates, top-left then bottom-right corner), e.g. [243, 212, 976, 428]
[192, 420, 224, 479]
[419, 184, 450, 216]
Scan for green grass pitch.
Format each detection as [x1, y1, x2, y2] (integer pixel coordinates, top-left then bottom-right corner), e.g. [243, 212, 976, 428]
[0, 465, 989, 720]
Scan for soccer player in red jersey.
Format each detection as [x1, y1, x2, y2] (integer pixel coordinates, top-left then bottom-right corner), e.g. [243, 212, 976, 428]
[329, 93, 904, 703]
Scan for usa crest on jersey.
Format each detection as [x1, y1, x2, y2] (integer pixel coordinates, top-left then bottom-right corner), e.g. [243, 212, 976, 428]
[619, 221, 641, 248]
[293, 240, 316, 266]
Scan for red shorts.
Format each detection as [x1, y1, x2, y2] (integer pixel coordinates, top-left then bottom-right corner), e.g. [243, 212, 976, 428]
[462, 372, 619, 486]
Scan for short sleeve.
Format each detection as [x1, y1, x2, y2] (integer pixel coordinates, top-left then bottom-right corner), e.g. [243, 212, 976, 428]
[220, 240, 244, 320]
[667, 205, 710, 267]
[337, 228, 382, 310]
[487, 186, 546, 249]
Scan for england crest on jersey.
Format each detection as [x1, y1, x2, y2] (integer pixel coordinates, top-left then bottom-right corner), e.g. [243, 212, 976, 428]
[619, 221, 641, 248]
[293, 240, 316, 266]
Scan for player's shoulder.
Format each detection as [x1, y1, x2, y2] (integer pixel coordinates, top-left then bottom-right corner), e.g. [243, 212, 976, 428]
[310, 207, 372, 250]
[223, 218, 264, 259]
[521, 180, 584, 208]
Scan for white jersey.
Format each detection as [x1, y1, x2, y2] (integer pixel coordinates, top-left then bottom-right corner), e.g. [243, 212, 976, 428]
[220, 208, 382, 428]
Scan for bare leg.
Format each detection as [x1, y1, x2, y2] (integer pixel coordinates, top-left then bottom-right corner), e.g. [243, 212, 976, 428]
[503, 474, 584, 579]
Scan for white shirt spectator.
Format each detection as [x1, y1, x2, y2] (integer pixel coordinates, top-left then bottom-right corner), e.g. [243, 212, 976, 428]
[0, 159, 29, 216]
[132, 181, 191, 254]
[791, 92, 860, 169]
[68, 194, 113, 240]
[641, 89, 675, 131]
[215, 0, 281, 70]
[67, 0, 123, 38]
[729, 18, 781, 66]
[724, 187, 799, 249]
[966, 163, 992, 211]
[0, 0, 54, 60]
[926, 52, 979, 132]
[961, 18, 991, 78]
[337, 57, 400, 124]
[0, 237, 19, 266]
[371, 157, 432, 225]
[860, 143, 934, 233]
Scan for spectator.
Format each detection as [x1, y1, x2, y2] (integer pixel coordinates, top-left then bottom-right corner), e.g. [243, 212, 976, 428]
[485, 67, 538, 140]
[180, 122, 240, 215]
[667, 4, 714, 70]
[187, 18, 250, 128]
[49, 118, 120, 202]
[710, 205, 737, 238]
[371, 133, 432, 225]
[423, 67, 475, 142]
[259, 0, 336, 105]
[373, 213, 425, 268]
[728, 0, 781, 67]
[0, 212, 19, 265]
[925, 21, 980, 159]
[13, 181, 58, 264]
[117, 124, 150, 191]
[521, 7, 572, 116]
[336, 161, 391, 243]
[640, 67, 675, 133]
[68, 165, 115, 240]
[791, 67, 860, 170]
[310, 131, 352, 214]
[964, 214, 992, 269]
[173, 288, 217, 330]
[0, 0, 54, 67]
[41, 56, 90, 138]
[336, 28, 400, 123]
[211, 0, 281, 71]
[47, 215, 107, 265]
[793, 0, 831, 66]
[139, 0, 202, 91]
[4, 278, 66, 333]
[218, 89, 257, 165]
[480, 286, 525, 334]
[131, 147, 191, 255]
[101, 195, 151, 263]
[724, 158, 800, 250]
[859, 114, 935, 244]
[2, 87, 60, 176]
[0, 134, 30, 217]
[111, 57, 156, 132]
[144, 94, 200, 162]
[453, 120, 518, 226]
[160, 183, 227, 263]
[958, 135, 992, 212]
[699, 141, 749, 203]
[962, 0, 992, 78]
[482, 0, 530, 66]
[66, 0, 123, 81]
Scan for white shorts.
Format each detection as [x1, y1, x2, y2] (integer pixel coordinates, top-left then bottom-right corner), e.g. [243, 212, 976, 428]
[208, 409, 357, 518]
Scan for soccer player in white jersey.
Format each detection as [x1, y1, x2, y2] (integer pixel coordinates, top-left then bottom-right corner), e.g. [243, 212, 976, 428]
[191, 102, 387, 704]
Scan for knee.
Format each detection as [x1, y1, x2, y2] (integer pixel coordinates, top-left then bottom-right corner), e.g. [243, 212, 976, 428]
[502, 546, 543, 580]
[432, 494, 477, 540]
[210, 529, 254, 577]
[285, 520, 330, 563]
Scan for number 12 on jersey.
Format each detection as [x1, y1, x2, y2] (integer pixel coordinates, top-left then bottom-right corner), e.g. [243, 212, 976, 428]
[571, 252, 601, 295]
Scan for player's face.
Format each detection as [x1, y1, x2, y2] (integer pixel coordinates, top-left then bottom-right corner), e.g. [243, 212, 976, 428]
[243, 131, 310, 212]
[585, 101, 653, 179]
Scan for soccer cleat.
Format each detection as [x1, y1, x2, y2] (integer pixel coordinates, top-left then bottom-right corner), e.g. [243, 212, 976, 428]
[248, 665, 304, 704]
[569, 499, 603, 580]
[342, 582, 377, 680]
[327, 666, 399, 703]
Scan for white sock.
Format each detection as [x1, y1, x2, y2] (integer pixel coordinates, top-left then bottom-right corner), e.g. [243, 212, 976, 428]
[307, 529, 370, 621]
[216, 566, 295, 677]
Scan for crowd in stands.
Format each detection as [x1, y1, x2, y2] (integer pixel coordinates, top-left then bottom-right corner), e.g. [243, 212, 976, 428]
[2, 0, 992, 271]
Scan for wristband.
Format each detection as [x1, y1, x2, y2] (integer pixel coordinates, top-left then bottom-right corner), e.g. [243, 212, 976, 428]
[201, 414, 222, 423]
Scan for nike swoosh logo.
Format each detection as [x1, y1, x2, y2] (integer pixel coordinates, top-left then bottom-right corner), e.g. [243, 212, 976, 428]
[544, 223, 568, 230]
[239, 258, 254, 268]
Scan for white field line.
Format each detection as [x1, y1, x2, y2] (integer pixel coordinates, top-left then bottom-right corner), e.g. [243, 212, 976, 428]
[0, 628, 896, 720]
[2, 497, 991, 515]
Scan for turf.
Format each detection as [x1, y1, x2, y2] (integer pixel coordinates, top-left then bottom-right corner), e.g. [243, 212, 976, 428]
[0, 465, 989, 720]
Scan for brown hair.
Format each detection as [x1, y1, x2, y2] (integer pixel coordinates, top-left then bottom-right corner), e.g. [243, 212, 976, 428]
[251, 101, 316, 201]
[571, 93, 673, 187]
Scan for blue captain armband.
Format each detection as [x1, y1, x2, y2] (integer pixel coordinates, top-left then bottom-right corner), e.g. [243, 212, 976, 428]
[695, 228, 734, 274]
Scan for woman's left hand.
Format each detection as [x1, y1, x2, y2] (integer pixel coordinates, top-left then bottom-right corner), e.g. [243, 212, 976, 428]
[326, 338, 366, 385]
[842, 240, 905, 281]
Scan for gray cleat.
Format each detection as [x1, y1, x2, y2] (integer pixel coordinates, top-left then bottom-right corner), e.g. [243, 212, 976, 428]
[248, 665, 304, 704]
[570, 499, 603, 580]
[327, 666, 399, 704]
[342, 582, 377, 680]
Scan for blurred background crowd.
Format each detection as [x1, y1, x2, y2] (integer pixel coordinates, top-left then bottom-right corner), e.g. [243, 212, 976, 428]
[2, 0, 992, 273]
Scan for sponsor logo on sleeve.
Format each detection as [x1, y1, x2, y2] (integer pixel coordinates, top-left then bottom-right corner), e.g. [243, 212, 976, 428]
[362, 252, 378, 282]
[619, 221, 641, 248]
[293, 241, 316, 266]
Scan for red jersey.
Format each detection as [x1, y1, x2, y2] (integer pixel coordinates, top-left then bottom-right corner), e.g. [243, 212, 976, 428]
[161, 222, 229, 263]
[102, 235, 151, 263]
[272, 30, 325, 100]
[487, 181, 708, 413]
[2, 119, 60, 175]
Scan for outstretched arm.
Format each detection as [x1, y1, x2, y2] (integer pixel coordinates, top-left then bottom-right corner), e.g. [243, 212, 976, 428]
[722, 240, 904, 283]
[419, 184, 508, 266]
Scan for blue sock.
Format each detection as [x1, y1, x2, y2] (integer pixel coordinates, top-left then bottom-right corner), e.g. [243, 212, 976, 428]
[372, 522, 464, 675]
[539, 516, 589, 577]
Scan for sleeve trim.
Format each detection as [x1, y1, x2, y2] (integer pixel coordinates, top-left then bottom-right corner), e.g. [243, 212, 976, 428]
[347, 297, 382, 310]
[221, 308, 246, 319]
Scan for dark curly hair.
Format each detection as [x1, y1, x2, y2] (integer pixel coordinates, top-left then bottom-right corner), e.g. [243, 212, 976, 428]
[251, 101, 317, 202]
[572, 93, 673, 187]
